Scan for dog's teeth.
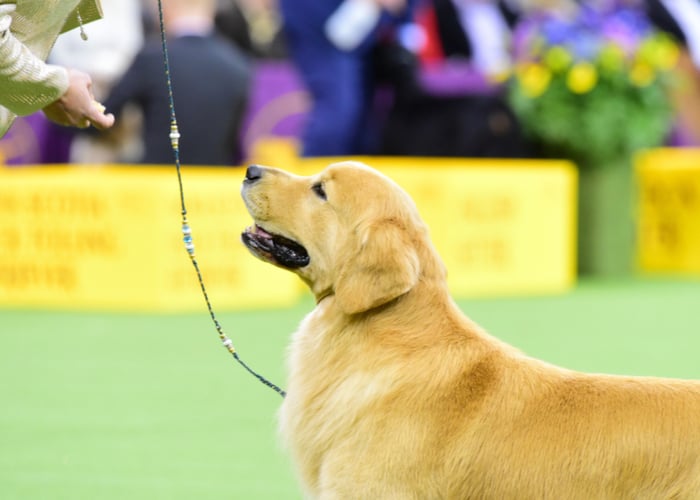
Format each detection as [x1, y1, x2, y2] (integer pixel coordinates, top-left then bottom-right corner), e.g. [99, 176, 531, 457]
[254, 225, 273, 238]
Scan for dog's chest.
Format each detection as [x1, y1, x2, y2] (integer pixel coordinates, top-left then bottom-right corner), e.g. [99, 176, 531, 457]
[280, 301, 394, 441]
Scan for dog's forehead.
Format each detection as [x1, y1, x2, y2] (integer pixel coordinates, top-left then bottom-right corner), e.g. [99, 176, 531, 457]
[321, 161, 390, 188]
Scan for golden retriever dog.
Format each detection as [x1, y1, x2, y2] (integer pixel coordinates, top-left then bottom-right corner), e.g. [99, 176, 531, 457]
[240, 161, 700, 499]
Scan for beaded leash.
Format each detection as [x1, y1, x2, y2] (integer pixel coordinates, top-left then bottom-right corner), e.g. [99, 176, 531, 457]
[155, 0, 286, 398]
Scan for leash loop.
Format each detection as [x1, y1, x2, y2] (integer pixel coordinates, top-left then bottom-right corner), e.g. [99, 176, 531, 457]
[155, 0, 286, 398]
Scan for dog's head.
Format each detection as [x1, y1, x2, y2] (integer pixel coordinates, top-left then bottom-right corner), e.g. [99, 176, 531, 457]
[240, 161, 444, 314]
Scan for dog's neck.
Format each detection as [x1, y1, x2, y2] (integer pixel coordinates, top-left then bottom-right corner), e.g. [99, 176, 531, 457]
[315, 289, 334, 306]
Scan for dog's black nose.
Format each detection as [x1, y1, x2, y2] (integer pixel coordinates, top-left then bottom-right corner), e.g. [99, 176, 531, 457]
[245, 165, 263, 183]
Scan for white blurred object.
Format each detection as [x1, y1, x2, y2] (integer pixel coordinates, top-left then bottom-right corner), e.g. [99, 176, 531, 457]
[660, 0, 700, 69]
[324, 0, 381, 51]
[49, 0, 144, 98]
[397, 22, 427, 53]
[452, 0, 511, 76]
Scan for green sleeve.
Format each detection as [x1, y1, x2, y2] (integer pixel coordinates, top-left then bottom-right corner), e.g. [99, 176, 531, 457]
[0, 4, 69, 116]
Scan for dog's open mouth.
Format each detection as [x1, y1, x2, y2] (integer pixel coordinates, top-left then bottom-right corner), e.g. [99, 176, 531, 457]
[241, 225, 310, 268]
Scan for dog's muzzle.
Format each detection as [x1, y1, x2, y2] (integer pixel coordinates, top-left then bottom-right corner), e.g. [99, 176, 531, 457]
[240, 165, 310, 268]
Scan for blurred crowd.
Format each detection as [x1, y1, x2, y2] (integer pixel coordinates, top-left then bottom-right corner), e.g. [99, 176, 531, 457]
[2, 0, 700, 166]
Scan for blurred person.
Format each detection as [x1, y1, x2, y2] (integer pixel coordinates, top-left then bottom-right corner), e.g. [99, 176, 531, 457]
[278, 0, 418, 156]
[0, 0, 115, 138]
[99, 0, 252, 165]
[377, 0, 528, 158]
[215, 0, 287, 59]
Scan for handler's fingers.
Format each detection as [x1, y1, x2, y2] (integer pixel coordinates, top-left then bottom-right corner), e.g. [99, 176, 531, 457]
[86, 100, 115, 130]
[90, 112, 115, 130]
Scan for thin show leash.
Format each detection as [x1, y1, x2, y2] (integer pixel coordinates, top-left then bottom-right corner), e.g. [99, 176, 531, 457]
[155, 0, 286, 398]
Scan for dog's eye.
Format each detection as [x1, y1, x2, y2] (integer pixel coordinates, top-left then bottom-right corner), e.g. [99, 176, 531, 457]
[311, 182, 327, 200]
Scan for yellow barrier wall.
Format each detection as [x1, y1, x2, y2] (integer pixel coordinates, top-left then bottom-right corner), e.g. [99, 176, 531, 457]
[0, 167, 300, 311]
[0, 158, 576, 311]
[637, 149, 700, 274]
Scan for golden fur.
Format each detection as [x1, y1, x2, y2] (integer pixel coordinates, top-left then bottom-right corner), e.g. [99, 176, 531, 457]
[240, 161, 700, 499]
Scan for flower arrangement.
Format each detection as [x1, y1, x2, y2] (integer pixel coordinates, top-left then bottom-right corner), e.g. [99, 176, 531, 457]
[507, 1, 680, 167]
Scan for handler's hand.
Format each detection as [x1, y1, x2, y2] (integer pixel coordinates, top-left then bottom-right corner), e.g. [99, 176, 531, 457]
[42, 69, 115, 130]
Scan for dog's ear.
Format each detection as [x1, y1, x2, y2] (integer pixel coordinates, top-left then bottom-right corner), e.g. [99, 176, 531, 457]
[335, 220, 420, 315]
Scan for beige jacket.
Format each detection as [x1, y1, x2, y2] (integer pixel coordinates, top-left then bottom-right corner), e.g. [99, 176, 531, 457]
[0, 0, 102, 137]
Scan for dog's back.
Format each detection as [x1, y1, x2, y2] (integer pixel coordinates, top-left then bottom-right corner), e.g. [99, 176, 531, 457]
[283, 275, 700, 499]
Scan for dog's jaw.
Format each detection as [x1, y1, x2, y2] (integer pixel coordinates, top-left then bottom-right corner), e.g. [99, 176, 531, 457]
[241, 224, 310, 269]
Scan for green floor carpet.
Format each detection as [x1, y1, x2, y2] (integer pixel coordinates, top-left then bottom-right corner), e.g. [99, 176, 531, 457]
[1, 278, 699, 499]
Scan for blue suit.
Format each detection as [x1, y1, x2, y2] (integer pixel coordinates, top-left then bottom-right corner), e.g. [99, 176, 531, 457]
[279, 0, 415, 156]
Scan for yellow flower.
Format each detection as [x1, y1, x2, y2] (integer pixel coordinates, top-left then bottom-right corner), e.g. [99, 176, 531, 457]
[544, 46, 572, 73]
[629, 61, 655, 87]
[639, 34, 680, 71]
[516, 63, 552, 98]
[598, 43, 625, 74]
[567, 62, 598, 94]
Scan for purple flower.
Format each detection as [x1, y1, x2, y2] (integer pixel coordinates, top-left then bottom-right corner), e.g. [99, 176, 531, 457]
[542, 17, 573, 46]
[570, 32, 601, 60]
[513, 2, 657, 63]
